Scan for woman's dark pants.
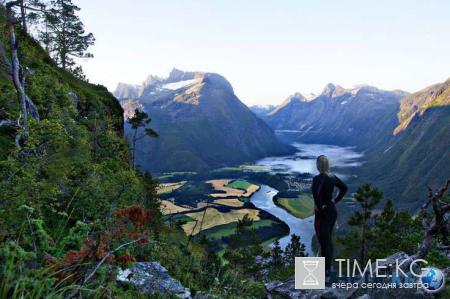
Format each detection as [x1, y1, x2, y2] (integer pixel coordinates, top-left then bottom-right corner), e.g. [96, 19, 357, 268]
[314, 207, 337, 272]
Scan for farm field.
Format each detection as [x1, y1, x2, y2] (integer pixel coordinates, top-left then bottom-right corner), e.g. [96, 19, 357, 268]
[226, 180, 253, 190]
[206, 179, 260, 198]
[163, 213, 195, 226]
[277, 194, 314, 219]
[206, 179, 244, 197]
[182, 207, 260, 235]
[213, 198, 244, 207]
[157, 181, 187, 194]
[161, 200, 191, 214]
[227, 180, 260, 196]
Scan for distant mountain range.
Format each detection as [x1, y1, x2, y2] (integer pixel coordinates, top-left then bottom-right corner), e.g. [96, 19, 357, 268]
[249, 104, 276, 117]
[261, 84, 408, 150]
[114, 68, 293, 172]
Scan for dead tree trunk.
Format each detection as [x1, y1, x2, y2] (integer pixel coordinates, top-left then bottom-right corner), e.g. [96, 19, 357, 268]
[6, 2, 40, 123]
[411, 180, 450, 260]
[1, 2, 40, 153]
[19, 0, 28, 34]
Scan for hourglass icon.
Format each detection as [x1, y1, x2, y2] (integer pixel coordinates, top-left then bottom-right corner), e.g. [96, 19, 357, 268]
[303, 260, 319, 285]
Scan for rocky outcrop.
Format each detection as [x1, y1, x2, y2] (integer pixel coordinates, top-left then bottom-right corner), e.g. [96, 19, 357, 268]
[117, 262, 191, 299]
[265, 252, 443, 299]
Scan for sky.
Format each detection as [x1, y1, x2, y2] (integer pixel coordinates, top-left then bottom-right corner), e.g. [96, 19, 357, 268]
[75, 0, 450, 106]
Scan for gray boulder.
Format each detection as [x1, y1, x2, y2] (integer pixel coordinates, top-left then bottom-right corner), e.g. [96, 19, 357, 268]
[68, 91, 78, 107]
[117, 262, 191, 298]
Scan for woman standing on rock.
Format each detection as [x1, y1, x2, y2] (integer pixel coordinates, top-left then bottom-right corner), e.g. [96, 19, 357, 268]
[311, 155, 348, 279]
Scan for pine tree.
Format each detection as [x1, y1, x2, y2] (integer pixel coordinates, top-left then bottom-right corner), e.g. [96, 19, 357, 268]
[284, 234, 307, 268]
[348, 183, 382, 263]
[270, 239, 284, 269]
[369, 198, 397, 258]
[142, 170, 160, 210]
[223, 214, 263, 279]
[127, 109, 159, 165]
[40, 0, 95, 74]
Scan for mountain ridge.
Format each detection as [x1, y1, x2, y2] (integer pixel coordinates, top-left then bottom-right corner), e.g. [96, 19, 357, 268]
[262, 83, 406, 149]
[394, 78, 450, 135]
[118, 69, 294, 172]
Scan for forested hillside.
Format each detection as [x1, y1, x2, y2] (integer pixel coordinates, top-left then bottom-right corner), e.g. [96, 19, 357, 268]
[0, 2, 297, 298]
[0, 2, 205, 297]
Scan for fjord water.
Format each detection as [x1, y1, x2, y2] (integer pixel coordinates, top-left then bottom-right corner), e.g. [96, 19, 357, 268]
[251, 142, 364, 256]
[256, 142, 364, 177]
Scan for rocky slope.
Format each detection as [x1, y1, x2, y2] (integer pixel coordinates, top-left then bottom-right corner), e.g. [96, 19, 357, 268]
[115, 68, 293, 172]
[263, 84, 407, 150]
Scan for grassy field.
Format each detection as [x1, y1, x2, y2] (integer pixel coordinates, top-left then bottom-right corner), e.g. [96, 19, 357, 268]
[213, 198, 244, 207]
[239, 197, 250, 203]
[277, 194, 314, 219]
[206, 179, 245, 197]
[161, 200, 191, 214]
[196, 220, 277, 239]
[163, 213, 195, 225]
[157, 181, 187, 194]
[226, 180, 253, 190]
[206, 179, 260, 198]
[226, 179, 260, 196]
[182, 207, 260, 235]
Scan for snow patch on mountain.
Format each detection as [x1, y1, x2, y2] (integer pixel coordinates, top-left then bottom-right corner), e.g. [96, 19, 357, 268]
[161, 79, 198, 90]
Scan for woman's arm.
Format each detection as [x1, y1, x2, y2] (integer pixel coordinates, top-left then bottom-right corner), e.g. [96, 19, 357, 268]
[311, 177, 319, 211]
[332, 174, 348, 204]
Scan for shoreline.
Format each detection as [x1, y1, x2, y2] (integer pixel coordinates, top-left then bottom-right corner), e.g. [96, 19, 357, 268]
[272, 194, 314, 220]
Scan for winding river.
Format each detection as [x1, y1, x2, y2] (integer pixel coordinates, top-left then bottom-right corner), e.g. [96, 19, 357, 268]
[250, 184, 316, 256]
[249, 142, 364, 257]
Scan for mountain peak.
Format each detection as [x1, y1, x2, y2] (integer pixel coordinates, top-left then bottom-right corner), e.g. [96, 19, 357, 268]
[322, 83, 336, 96]
[168, 68, 186, 81]
[289, 92, 306, 102]
[268, 92, 306, 116]
[113, 82, 140, 100]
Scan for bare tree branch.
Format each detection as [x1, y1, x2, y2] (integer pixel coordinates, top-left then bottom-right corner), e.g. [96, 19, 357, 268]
[437, 244, 450, 251]
[0, 119, 19, 127]
[412, 180, 450, 260]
